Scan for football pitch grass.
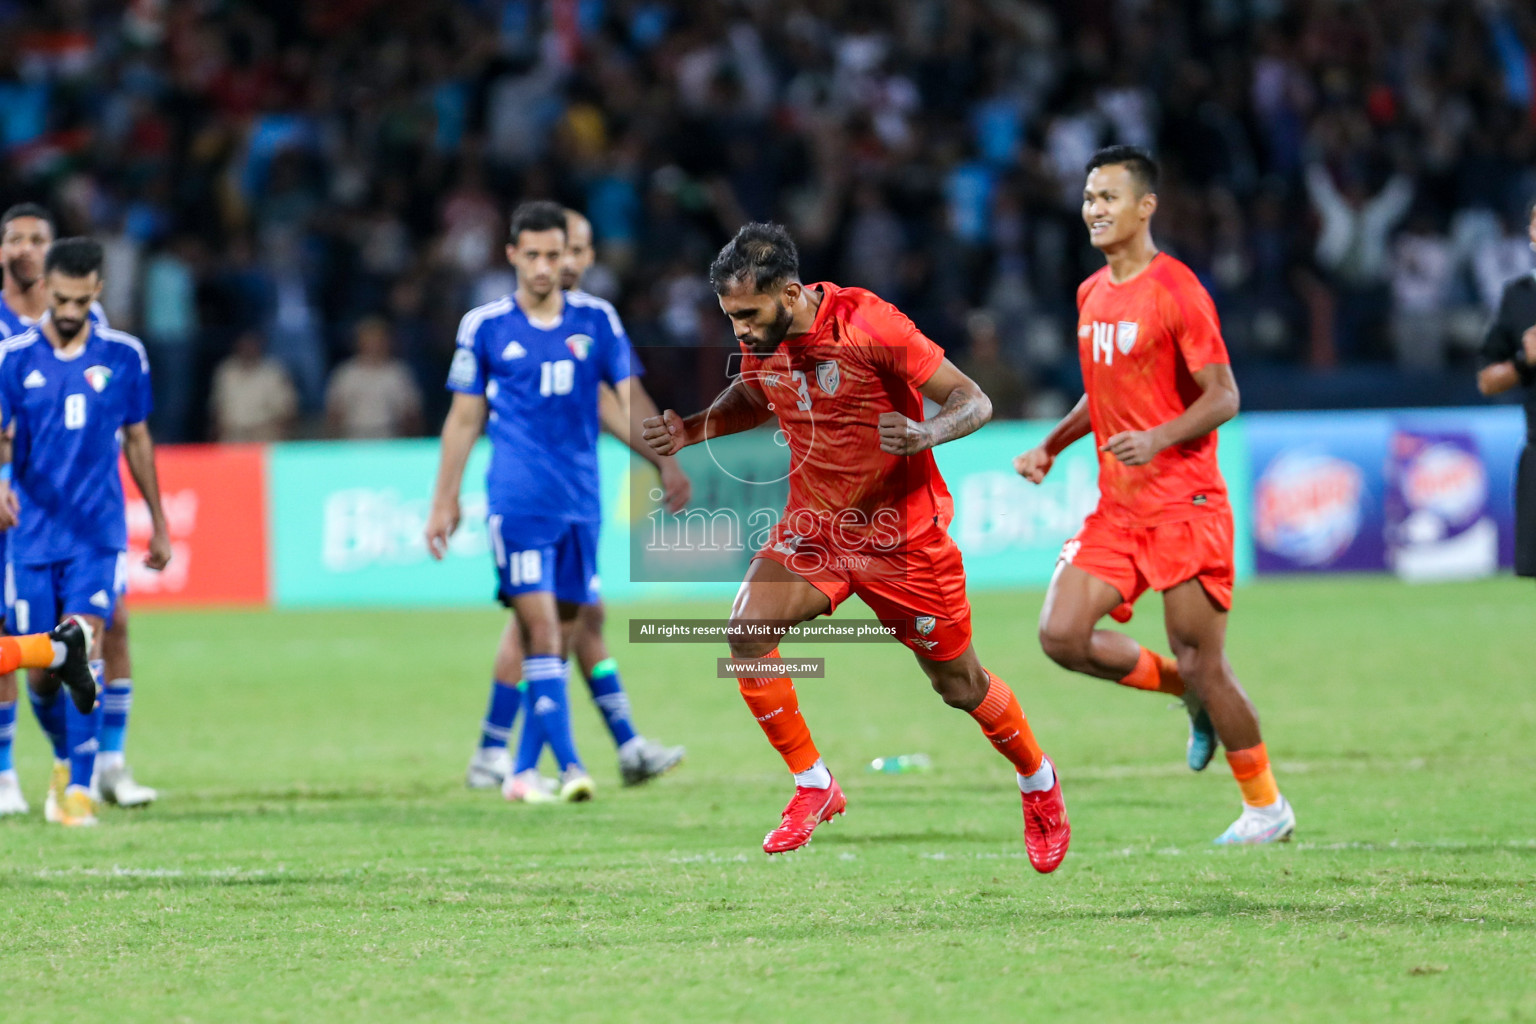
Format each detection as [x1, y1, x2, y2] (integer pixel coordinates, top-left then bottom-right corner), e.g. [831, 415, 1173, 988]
[1, 576, 1532, 1023]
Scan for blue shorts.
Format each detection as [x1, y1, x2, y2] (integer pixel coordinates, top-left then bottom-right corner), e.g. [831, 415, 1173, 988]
[6, 551, 126, 634]
[490, 516, 599, 607]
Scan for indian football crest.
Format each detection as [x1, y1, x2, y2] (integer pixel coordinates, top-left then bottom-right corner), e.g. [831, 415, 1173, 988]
[815, 359, 841, 396]
[565, 334, 593, 360]
[1115, 321, 1139, 355]
[914, 615, 937, 636]
[83, 365, 113, 392]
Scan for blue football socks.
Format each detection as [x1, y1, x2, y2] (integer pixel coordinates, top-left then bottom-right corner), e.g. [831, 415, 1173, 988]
[0, 700, 15, 772]
[98, 677, 133, 758]
[479, 678, 524, 751]
[585, 657, 637, 748]
[65, 660, 105, 789]
[29, 686, 68, 761]
[524, 655, 581, 772]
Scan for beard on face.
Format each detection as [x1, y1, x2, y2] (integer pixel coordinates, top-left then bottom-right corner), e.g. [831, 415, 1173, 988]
[4, 257, 38, 287]
[53, 316, 85, 341]
[748, 300, 795, 353]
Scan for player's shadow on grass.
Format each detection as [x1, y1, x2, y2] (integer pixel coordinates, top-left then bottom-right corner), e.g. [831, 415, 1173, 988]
[811, 829, 999, 846]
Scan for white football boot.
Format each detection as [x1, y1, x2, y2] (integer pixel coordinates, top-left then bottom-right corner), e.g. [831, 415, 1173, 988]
[558, 767, 595, 803]
[0, 769, 28, 816]
[1214, 796, 1296, 845]
[503, 768, 559, 803]
[94, 759, 158, 808]
[466, 746, 512, 790]
[618, 737, 685, 786]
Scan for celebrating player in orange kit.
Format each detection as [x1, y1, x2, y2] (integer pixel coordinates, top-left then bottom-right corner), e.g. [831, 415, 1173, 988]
[643, 223, 1070, 869]
[1015, 146, 1295, 844]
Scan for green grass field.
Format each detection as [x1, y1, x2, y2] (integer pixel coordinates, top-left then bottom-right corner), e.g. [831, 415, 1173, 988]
[1, 576, 1533, 1023]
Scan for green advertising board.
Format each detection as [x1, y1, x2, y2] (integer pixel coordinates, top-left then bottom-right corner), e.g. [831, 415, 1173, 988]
[267, 423, 1252, 608]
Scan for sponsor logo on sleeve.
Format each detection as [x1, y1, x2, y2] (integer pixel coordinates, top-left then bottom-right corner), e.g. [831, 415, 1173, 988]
[448, 348, 477, 386]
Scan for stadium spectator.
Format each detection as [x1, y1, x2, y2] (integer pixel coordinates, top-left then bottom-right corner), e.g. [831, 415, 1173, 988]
[324, 316, 423, 440]
[209, 330, 298, 443]
[955, 311, 1029, 421]
[2, 0, 1534, 420]
[140, 235, 201, 442]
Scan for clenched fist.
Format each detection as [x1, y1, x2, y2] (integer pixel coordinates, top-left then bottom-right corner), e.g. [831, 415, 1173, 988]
[642, 409, 689, 457]
[1013, 446, 1054, 483]
[878, 411, 931, 455]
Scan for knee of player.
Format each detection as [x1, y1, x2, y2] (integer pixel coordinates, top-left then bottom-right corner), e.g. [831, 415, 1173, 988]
[1172, 643, 1224, 689]
[1037, 621, 1089, 671]
[929, 664, 987, 710]
[521, 621, 562, 655]
[727, 638, 778, 660]
[579, 602, 606, 632]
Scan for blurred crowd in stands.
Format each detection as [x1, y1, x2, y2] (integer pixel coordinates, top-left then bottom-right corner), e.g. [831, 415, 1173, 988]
[2, 0, 1534, 440]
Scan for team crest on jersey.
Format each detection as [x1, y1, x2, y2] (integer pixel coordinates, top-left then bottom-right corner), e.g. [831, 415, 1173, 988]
[83, 365, 112, 392]
[815, 360, 841, 396]
[565, 334, 593, 360]
[502, 341, 527, 360]
[1116, 321, 1139, 355]
[914, 615, 937, 636]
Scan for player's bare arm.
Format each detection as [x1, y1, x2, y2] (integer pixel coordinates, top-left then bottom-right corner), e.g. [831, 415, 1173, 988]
[607, 378, 691, 513]
[1102, 363, 1240, 467]
[642, 377, 773, 457]
[122, 421, 171, 570]
[0, 476, 17, 532]
[1477, 325, 1536, 396]
[425, 391, 487, 559]
[877, 359, 992, 456]
[0, 426, 16, 530]
[1014, 395, 1092, 483]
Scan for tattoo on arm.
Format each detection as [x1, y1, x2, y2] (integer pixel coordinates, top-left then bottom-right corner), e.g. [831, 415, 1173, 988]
[924, 383, 992, 446]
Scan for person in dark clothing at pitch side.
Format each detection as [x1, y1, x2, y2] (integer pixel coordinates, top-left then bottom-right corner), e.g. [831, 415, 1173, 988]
[1477, 199, 1536, 578]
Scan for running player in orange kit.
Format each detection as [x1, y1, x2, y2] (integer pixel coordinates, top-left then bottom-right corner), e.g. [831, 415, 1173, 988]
[1014, 146, 1295, 844]
[643, 223, 1070, 869]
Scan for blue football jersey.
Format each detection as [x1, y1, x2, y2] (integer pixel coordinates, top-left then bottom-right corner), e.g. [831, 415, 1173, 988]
[448, 291, 634, 522]
[0, 325, 153, 562]
[0, 294, 108, 338]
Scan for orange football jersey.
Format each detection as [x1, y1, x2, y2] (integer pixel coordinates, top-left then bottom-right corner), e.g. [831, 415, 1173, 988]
[1076, 253, 1231, 526]
[740, 282, 950, 550]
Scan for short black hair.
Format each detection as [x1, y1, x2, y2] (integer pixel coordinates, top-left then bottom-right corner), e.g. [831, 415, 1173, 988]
[709, 222, 800, 294]
[1, 203, 55, 234]
[1086, 145, 1160, 195]
[44, 237, 104, 278]
[508, 200, 568, 244]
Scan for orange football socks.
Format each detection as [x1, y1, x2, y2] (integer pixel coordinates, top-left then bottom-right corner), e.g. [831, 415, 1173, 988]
[1226, 742, 1280, 807]
[0, 633, 57, 674]
[737, 649, 820, 774]
[1118, 646, 1185, 696]
[969, 673, 1045, 776]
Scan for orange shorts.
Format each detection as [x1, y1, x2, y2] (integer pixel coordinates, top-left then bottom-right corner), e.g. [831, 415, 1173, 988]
[1062, 508, 1234, 617]
[753, 520, 974, 661]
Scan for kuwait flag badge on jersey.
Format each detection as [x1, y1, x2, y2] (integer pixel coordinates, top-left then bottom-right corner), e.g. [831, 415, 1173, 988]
[84, 365, 113, 392]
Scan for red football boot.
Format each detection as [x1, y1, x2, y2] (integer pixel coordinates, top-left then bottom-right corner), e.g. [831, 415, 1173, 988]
[1020, 759, 1070, 873]
[763, 778, 847, 854]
